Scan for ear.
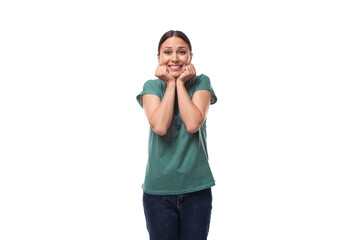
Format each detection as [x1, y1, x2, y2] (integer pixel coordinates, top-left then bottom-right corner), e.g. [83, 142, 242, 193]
[157, 54, 160, 63]
[189, 53, 193, 63]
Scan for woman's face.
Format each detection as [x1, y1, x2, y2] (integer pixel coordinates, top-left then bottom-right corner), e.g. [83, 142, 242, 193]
[158, 37, 192, 78]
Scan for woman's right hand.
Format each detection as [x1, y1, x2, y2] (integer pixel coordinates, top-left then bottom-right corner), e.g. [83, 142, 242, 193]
[155, 65, 175, 85]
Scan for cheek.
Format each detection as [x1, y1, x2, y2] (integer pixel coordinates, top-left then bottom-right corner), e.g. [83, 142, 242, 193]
[159, 55, 169, 65]
[184, 55, 191, 64]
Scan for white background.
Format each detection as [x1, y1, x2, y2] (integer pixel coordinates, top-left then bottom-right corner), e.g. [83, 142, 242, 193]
[1, 0, 359, 239]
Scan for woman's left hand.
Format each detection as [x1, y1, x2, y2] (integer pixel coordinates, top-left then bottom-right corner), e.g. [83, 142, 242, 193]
[177, 64, 196, 84]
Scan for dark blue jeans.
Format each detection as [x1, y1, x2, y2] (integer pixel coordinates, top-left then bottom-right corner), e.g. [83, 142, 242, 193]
[143, 188, 212, 240]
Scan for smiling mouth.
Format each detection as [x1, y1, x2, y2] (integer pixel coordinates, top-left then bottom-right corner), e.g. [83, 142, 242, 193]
[168, 65, 183, 71]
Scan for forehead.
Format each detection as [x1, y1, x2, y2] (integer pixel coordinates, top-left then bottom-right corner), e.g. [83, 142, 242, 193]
[161, 37, 189, 49]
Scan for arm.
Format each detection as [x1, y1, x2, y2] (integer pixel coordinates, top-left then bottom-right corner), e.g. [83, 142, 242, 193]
[143, 65, 176, 136]
[176, 82, 211, 133]
[176, 64, 211, 133]
[143, 83, 175, 136]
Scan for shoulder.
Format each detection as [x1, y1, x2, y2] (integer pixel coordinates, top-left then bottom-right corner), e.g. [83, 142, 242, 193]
[143, 78, 165, 88]
[193, 74, 210, 83]
[198, 74, 210, 81]
[187, 74, 210, 88]
[142, 79, 167, 94]
[137, 79, 165, 108]
[190, 74, 212, 88]
[190, 74, 217, 105]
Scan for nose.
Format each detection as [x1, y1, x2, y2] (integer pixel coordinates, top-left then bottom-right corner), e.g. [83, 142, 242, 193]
[171, 52, 179, 62]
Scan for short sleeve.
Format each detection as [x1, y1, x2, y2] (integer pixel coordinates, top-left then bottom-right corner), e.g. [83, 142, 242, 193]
[194, 74, 217, 105]
[136, 80, 162, 108]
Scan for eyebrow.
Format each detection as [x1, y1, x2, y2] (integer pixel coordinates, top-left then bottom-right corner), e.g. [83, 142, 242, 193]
[163, 46, 187, 49]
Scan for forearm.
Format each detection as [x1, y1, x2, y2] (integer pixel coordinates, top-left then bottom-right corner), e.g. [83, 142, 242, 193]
[148, 82, 176, 135]
[176, 81, 204, 133]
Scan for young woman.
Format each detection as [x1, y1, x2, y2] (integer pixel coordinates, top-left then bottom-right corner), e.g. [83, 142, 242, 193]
[136, 30, 217, 240]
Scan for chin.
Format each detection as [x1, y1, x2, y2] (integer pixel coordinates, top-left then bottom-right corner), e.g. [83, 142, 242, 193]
[170, 72, 182, 78]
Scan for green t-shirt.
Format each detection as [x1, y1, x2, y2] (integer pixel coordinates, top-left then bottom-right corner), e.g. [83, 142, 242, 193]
[136, 74, 217, 195]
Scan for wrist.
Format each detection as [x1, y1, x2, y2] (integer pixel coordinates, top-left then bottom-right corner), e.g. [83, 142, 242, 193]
[167, 81, 176, 87]
[176, 80, 185, 87]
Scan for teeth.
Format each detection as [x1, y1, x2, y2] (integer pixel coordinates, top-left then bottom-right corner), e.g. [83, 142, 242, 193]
[170, 66, 181, 69]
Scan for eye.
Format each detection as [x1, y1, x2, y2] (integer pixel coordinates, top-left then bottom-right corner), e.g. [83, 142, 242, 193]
[178, 50, 187, 55]
[164, 50, 172, 55]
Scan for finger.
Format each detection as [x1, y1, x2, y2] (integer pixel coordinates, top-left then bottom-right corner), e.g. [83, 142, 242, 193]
[190, 64, 196, 75]
[155, 65, 161, 76]
[161, 66, 168, 75]
[185, 65, 193, 76]
[157, 65, 165, 77]
[189, 64, 195, 72]
[186, 64, 192, 73]
[156, 65, 166, 78]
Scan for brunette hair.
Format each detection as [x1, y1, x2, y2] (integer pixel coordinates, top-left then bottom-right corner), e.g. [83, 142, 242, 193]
[157, 30, 192, 54]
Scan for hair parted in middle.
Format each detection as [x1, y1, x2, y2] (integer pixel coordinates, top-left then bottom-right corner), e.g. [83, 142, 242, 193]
[157, 30, 192, 54]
